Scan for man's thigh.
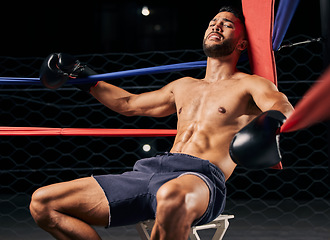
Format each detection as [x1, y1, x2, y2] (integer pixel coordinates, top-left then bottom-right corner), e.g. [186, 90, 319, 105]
[37, 176, 109, 226]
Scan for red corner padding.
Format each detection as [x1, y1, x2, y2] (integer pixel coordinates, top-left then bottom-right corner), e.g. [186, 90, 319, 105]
[242, 0, 282, 169]
[242, 0, 277, 85]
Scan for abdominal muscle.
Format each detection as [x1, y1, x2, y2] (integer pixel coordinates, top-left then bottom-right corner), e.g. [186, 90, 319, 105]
[170, 121, 238, 180]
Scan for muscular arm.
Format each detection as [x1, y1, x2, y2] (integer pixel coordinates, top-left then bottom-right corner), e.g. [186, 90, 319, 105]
[90, 81, 177, 117]
[247, 76, 294, 118]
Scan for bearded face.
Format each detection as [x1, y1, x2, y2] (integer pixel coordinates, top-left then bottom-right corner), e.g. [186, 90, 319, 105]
[203, 11, 246, 58]
[202, 32, 238, 58]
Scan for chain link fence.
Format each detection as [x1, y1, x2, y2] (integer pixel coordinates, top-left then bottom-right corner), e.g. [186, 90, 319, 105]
[0, 34, 329, 239]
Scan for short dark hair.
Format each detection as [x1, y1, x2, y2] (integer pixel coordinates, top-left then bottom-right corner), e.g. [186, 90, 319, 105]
[219, 6, 245, 25]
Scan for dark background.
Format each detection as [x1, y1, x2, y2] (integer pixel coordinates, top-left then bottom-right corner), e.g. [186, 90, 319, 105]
[0, 1, 329, 239]
[0, 0, 322, 57]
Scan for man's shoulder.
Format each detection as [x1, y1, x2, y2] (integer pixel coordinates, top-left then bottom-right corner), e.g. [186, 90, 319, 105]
[236, 73, 280, 97]
[176, 76, 200, 83]
[236, 72, 265, 81]
[169, 77, 200, 88]
[161, 77, 199, 94]
[237, 72, 276, 86]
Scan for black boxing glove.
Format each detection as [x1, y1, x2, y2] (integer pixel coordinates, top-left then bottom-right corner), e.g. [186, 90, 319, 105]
[40, 53, 98, 92]
[229, 110, 286, 169]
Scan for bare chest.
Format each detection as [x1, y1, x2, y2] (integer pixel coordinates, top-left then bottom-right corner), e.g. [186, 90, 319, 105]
[175, 81, 252, 124]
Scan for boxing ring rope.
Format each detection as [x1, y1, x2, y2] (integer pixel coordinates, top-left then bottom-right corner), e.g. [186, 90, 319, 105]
[0, 61, 207, 85]
[0, 61, 195, 138]
[0, 127, 177, 137]
[1, 64, 329, 137]
[280, 66, 330, 133]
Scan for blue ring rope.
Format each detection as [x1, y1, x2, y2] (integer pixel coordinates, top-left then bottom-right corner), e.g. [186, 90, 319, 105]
[0, 60, 207, 85]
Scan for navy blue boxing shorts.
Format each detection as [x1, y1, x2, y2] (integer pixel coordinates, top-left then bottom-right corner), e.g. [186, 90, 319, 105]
[93, 152, 226, 227]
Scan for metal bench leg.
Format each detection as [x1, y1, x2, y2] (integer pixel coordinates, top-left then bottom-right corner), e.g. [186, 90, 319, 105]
[135, 222, 151, 240]
[211, 219, 230, 240]
[189, 227, 201, 240]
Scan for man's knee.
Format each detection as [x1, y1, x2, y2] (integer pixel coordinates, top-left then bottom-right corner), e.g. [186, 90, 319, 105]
[30, 186, 57, 227]
[155, 177, 209, 225]
[156, 182, 190, 218]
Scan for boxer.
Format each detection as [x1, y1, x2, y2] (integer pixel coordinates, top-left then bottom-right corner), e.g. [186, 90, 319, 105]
[31, 6, 294, 240]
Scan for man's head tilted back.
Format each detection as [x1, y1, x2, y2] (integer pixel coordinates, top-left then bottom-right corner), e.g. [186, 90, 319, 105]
[203, 6, 247, 58]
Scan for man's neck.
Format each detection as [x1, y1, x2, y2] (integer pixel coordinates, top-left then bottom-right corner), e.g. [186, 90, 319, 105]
[204, 56, 239, 83]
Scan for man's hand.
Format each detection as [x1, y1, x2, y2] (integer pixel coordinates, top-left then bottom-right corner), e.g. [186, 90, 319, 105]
[40, 53, 98, 92]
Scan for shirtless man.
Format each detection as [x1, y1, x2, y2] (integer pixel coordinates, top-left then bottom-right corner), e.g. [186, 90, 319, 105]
[30, 6, 294, 240]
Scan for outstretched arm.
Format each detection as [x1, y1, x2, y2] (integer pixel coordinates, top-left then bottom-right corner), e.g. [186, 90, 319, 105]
[90, 81, 177, 117]
[38, 53, 176, 117]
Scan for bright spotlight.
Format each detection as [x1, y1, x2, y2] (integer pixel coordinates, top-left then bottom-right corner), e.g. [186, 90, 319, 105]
[141, 6, 150, 16]
[142, 144, 151, 152]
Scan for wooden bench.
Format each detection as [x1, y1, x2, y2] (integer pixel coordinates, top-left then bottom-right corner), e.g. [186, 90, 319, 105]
[136, 214, 234, 240]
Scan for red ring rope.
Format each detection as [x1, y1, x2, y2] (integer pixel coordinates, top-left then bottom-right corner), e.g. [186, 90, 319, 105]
[281, 66, 330, 133]
[0, 127, 177, 137]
